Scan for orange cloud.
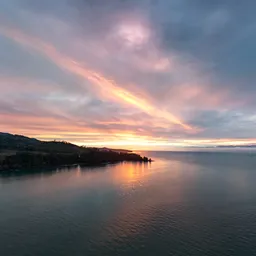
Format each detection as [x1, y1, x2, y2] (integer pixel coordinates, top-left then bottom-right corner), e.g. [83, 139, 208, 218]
[0, 111, 161, 146]
[0, 25, 193, 131]
[1, 109, 255, 149]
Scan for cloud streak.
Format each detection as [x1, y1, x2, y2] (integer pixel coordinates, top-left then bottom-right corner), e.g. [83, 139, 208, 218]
[0, 0, 256, 148]
[0, 25, 193, 131]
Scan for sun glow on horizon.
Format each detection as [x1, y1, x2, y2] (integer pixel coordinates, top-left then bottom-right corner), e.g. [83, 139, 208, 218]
[33, 133, 256, 150]
[1, 7, 255, 149]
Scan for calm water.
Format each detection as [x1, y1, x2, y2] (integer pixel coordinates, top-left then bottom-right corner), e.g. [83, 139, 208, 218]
[1, 151, 256, 256]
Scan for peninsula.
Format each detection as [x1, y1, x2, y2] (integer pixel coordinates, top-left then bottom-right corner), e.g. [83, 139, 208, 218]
[0, 133, 152, 171]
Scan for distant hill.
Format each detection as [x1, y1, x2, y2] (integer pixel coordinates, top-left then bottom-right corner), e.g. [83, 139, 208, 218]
[99, 147, 132, 153]
[216, 145, 256, 148]
[0, 132, 84, 154]
[0, 133, 135, 154]
[0, 133, 151, 171]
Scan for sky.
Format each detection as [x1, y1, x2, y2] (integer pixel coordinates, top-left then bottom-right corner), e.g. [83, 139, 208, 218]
[0, 0, 256, 149]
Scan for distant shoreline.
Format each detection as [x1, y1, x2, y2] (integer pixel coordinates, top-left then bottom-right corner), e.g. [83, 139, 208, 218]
[0, 152, 152, 172]
[0, 132, 152, 172]
[0, 161, 152, 175]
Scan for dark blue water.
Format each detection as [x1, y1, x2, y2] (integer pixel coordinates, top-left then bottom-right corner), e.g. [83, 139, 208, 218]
[1, 151, 256, 256]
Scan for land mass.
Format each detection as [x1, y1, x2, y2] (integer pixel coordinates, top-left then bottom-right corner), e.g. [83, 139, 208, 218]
[0, 132, 152, 171]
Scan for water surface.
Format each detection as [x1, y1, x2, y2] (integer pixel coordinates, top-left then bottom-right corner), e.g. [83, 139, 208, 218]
[1, 151, 256, 256]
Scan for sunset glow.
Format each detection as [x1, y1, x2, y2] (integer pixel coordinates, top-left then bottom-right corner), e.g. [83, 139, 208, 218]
[0, 0, 256, 149]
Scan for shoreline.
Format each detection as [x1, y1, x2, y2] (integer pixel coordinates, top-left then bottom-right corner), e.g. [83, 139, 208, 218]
[0, 133, 152, 172]
[0, 151, 153, 172]
[0, 160, 152, 176]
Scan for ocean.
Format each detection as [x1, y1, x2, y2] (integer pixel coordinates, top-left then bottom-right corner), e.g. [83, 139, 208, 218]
[1, 151, 256, 256]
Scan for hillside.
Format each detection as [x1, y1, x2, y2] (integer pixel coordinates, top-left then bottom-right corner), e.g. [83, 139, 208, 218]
[0, 132, 84, 154]
[0, 133, 151, 171]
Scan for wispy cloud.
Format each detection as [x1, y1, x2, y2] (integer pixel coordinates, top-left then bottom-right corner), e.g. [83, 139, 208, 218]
[0, 25, 193, 130]
[0, 0, 256, 148]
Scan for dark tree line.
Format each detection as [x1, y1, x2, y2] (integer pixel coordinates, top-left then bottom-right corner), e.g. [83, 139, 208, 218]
[0, 133, 152, 171]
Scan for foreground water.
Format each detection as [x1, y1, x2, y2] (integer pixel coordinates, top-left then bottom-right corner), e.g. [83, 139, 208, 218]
[1, 151, 256, 256]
